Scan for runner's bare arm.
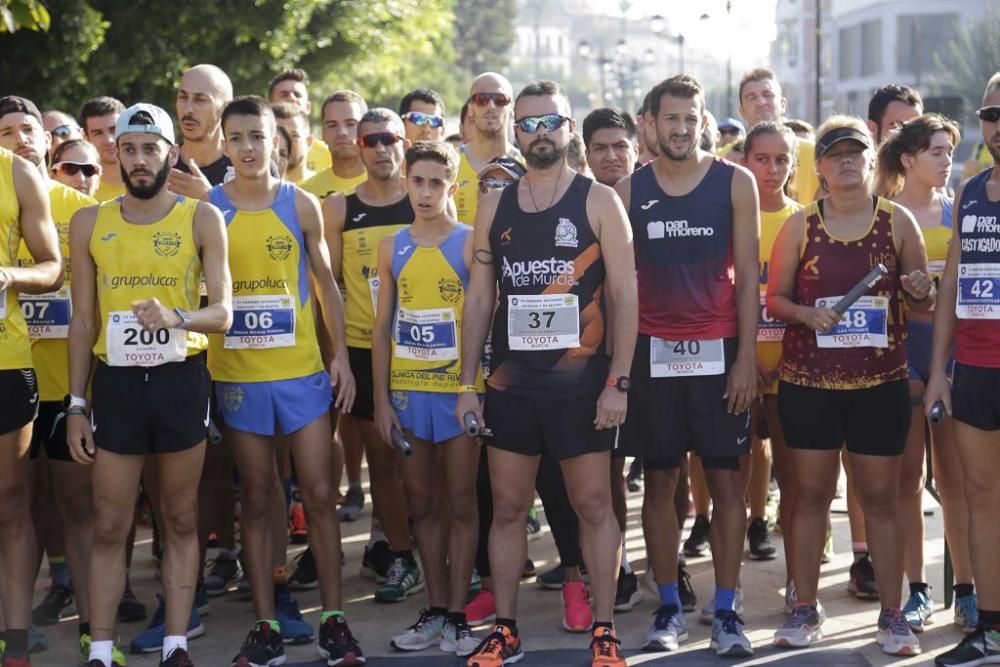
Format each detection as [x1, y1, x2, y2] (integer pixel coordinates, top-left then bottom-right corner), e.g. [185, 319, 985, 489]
[185, 202, 232, 333]
[892, 205, 934, 310]
[372, 236, 401, 444]
[322, 192, 348, 282]
[6, 154, 62, 294]
[458, 190, 501, 388]
[66, 206, 99, 463]
[727, 166, 762, 412]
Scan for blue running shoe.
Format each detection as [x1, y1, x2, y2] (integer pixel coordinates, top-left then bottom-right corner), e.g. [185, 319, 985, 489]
[129, 594, 205, 654]
[276, 589, 314, 645]
[902, 590, 934, 633]
[954, 593, 979, 635]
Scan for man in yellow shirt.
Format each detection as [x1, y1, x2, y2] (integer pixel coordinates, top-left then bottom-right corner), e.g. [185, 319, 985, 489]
[80, 97, 126, 202]
[0, 97, 64, 667]
[272, 103, 315, 184]
[268, 68, 332, 174]
[301, 91, 368, 200]
[735, 68, 819, 204]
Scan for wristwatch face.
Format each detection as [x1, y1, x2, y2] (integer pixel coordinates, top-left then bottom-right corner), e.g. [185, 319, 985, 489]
[617, 376, 630, 392]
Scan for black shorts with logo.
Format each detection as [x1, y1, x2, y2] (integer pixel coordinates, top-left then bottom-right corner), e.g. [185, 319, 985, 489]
[30, 401, 72, 461]
[91, 354, 211, 456]
[346, 346, 375, 421]
[484, 384, 616, 461]
[0, 368, 38, 435]
[952, 362, 1000, 432]
[621, 336, 749, 471]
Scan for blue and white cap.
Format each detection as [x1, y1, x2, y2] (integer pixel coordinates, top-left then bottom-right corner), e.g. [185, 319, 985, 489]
[115, 103, 176, 145]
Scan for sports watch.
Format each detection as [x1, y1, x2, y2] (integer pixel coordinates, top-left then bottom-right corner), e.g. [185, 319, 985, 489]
[607, 376, 631, 393]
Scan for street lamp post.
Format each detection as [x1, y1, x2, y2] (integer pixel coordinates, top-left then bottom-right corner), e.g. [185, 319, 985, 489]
[650, 14, 685, 73]
[700, 1, 734, 117]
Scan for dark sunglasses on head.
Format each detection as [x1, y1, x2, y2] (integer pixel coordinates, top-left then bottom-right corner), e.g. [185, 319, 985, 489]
[53, 161, 99, 177]
[51, 124, 81, 140]
[478, 177, 513, 194]
[469, 92, 511, 107]
[357, 132, 404, 148]
[515, 114, 570, 134]
[977, 106, 1000, 123]
[402, 111, 444, 129]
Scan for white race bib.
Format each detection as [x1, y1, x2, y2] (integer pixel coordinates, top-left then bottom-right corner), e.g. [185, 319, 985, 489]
[956, 263, 1000, 319]
[20, 287, 71, 339]
[757, 293, 784, 342]
[650, 337, 725, 377]
[106, 310, 186, 366]
[394, 307, 458, 360]
[507, 294, 580, 351]
[815, 295, 889, 348]
[225, 295, 296, 349]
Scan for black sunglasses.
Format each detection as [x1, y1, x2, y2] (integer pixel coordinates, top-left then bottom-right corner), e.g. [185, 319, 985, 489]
[53, 161, 100, 177]
[357, 132, 404, 148]
[51, 124, 81, 140]
[977, 106, 1000, 123]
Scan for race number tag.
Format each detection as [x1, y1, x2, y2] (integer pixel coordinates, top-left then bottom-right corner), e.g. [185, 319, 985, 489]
[507, 294, 580, 351]
[815, 295, 888, 348]
[650, 337, 725, 377]
[106, 310, 186, 366]
[757, 294, 784, 342]
[20, 287, 71, 339]
[225, 295, 296, 349]
[956, 263, 1000, 319]
[368, 276, 380, 314]
[394, 307, 458, 360]
[927, 259, 946, 285]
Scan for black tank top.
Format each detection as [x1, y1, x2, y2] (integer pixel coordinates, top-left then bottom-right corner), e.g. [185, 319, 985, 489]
[488, 173, 609, 396]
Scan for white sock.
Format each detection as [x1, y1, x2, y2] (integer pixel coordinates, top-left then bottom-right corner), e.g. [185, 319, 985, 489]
[620, 536, 632, 574]
[163, 635, 188, 660]
[89, 639, 113, 667]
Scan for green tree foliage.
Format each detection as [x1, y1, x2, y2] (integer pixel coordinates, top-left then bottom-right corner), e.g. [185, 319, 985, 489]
[0, 0, 469, 119]
[0, 0, 50, 32]
[935, 4, 1000, 123]
[453, 0, 516, 75]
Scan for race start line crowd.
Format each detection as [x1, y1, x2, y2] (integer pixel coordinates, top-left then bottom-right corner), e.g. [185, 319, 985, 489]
[2, 57, 1000, 667]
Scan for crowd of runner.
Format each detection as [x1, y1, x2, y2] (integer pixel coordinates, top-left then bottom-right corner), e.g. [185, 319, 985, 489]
[1, 58, 1000, 667]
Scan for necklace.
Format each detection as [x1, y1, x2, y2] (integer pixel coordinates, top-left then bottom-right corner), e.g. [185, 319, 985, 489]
[526, 167, 564, 213]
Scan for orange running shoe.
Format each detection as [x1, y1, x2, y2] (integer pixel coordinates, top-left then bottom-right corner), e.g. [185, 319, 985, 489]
[289, 502, 308, 544]
[590, 626, 626, 667]
[466, 624, 523, 666]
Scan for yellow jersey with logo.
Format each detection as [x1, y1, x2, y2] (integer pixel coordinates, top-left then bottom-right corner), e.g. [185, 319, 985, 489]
[94, 178, 125, 202]
[0, 149, 33, 370]
[16, 183, 95, 400]
[757, 198, 801, 391]
[388, 225, 484, 392]
[301, 167, 367, 201]
[342, 192, 413, 348]
[207, 183, 323, 383]
[454, 148, 480, 227]
[307, 139, 332, 174]
[90, 196, 207, 364]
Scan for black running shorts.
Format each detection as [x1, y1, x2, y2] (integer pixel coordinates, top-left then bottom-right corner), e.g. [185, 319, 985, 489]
[621, 336, 750, 470]
[90, 355, 211, 455]
[483, 384, 616, 461]
[29, 401, 72, 461]
[952, 362, 1000, 432]
[346, 346, 374, 421]
[777, 378, 910, 456]
[0, 368, 38, 435]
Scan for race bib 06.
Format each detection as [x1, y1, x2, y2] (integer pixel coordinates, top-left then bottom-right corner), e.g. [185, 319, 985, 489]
[20, 287, 71, 339]
[394, 307, 458, 360]
[507, 294, 580, 351]
[225, 295, 296, 349]
[956, 263, 1000, 319]
[106, 310, 186, 366]
[650, 337, 725, 377]
[815, 295, 888, 348]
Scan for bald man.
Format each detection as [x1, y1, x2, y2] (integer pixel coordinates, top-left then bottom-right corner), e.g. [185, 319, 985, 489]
[167, 63, 235, 199]
[42, 110, 83, 159]
[454, 72, 521, 226]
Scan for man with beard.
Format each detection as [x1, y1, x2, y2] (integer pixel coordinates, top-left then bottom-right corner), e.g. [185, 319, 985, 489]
[272, 102, 314, 183]
[454, 73, 521, 227]
[302, 91, 368, 200]
[80, 97, 125, 202]
[614, 75, 759, 657]
[167, 64, 234, 198]
[457, 80, 637, 667]
[66, 103, 232, 667]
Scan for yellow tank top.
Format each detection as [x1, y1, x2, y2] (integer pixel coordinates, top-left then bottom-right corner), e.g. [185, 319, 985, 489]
[0, 149, 33, 370]
[207, 183, 323, 382]
[757, 198, 801, 389]
[306, 139, 332, 174]
[301, 167, 367, 200]
[342, 192, 413, 348]
[94, 177, 125, 202]
[922, 196, 954, 285]
[90, 196, 207, 364]
[388, 225, 485, 392]
[454, 148, 480, 227]
[16, 183, 95, 399]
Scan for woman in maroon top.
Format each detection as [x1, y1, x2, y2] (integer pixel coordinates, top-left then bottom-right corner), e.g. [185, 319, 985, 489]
[766, 116, 932, 654]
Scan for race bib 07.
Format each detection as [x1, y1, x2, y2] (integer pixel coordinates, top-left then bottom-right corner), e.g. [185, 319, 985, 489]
[225, 295, 296, 349]
[394, 307, 458, 360]
[106, 310, 186, 366]
[815, 295, 888, 348]
[20, 287, 71, 339]
[507, 294, 580, 351]
[650, 337, 725, 377]
[956, 263, 1000, 319]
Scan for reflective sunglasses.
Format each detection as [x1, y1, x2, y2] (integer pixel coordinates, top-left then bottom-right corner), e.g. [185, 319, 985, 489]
[51, 124, 81, 140]
[515, 114, 570, 134]
[357, 132, 404, 148]
[469, 92, 511, 107]
[479, 177, 513, 194]
[402, 111, 444, 129]
[977, 106, 1000, 123]
[53, 161, 100, 177]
